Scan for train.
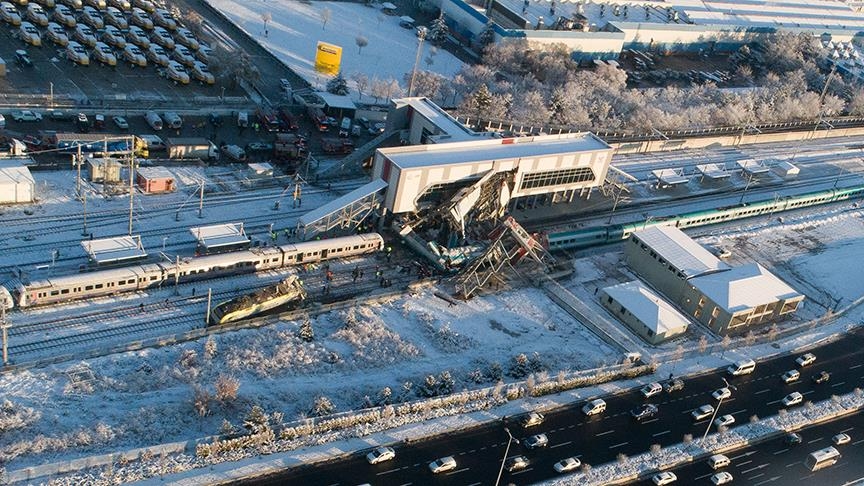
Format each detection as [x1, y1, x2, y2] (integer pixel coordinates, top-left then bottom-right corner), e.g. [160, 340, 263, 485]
[6, 233, 384, 309]
[546, 185, 864, 252]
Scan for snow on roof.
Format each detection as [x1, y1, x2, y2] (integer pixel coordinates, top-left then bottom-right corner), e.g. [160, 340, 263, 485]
[137, 167, 174, 180]
[670, 0, 864, 30]
[380, 132, 611, 170]
[393, 97, 478, 142]
[81, 235, 148, 264]
[189, 223, 250, 249]
[316, 92, 357, 111]
[736, 158, 770, 175]
[0, 164, 34, 185]
[603, 281, 690, 335]
[247, 162, 273, 174]
[652, 168, 689, 185]
[689, 263, 803, 313]
[634, 225, 730, 278]
[298, 179, 387, 227]
[696, 163, 731, 179]
[381, 2, 396, 10]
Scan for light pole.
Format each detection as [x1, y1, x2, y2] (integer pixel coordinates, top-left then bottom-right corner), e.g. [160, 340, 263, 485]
[408, 28, 426, 97]
[494, 427, 518, 486]
[702, 378, 736, 442]
[162, 236, 169, 251]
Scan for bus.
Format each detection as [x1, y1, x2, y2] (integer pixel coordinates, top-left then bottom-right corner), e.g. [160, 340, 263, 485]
[805, 446, 841, 471]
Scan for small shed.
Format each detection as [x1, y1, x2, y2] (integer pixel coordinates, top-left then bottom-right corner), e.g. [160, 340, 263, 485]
[773, 160, 800, 179]
[0, 160, 35, 204]
[86, 157, 122, 183]
[136, 167, 175, 193]
[316, 92, 357, 121]
[600, 281, 690, 345]
[247, 162, 274, 179]
[381, 2, 397, 15]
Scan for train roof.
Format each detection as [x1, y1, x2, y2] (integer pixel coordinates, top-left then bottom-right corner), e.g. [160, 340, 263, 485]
[25, 265, 144, 289]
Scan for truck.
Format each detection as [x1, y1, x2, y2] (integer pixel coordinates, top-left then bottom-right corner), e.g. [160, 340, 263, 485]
[51, 133, 135, 156]
[221, 144, 247, 162]
[321, 137, 354, 154]
[277, 106, 299, 131]
[307, 106, 329, 132]
[255, 107, 282, 132]
[166, 137, 219, 160]
[274, 133, 307, 160]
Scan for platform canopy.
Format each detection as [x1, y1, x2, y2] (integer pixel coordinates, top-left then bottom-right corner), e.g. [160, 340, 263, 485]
[652, 168, 689, 186]
[736, 158, 770, 175]
[189, 223, 251, 252]
[696, 163, 731, 180]
[82, 235, 147, 265]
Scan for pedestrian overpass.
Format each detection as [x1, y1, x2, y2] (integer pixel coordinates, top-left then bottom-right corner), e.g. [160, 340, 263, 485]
[297, 179, 387, 241]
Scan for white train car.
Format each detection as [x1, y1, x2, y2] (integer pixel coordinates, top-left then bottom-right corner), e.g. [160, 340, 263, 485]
[16, 264, 156, 307]
[279, 233, 384, 263]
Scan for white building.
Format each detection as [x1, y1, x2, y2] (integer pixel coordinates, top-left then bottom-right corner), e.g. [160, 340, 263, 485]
[600, 281, 690, 345]
[0, 159, 35, 204]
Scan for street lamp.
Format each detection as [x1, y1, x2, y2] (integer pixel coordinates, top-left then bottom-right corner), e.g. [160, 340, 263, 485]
[494, 427, 519, 486]
[408, 28, 426, 97]
[162, 236, 169, 251]
[702, 378, 737, 442]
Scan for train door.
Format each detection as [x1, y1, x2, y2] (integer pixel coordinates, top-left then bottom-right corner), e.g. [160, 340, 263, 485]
[321, 248, 328, 259]
[296, 252, 303, 263]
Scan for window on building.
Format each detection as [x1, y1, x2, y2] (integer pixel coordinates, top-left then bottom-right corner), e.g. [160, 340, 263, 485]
[519, 167, 596, 190]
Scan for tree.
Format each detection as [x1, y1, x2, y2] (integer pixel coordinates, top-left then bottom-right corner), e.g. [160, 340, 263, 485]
[429, 12, 449, 45]
[466, 83, 493, 118]
[378, 386, 392, 405]
[720, 335, 732, 357]
[438, 370, 454, 395]
[311, 395, 335, 416]
[326, 72, 350, 95]
[214, 374, 240, 403]
[193, 387, 211, 418]
[299, 318, 314, 342]
[478, 21, 496, 49]
[261, 12, 271, 37]
[321, 7, 332, 30]
[204, 336, 217, 360]
[355, 36, 368, 54]
[351, 72, 369, 100]
[650, 444, 662, 455]
[508, 90, 550, 126]
[402, 70, 444, 100]
[243, 405, 270, 434]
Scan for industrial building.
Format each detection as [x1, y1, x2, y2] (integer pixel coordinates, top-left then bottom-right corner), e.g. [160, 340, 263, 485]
[625, 225, 804, 335]
[136, 167, 176, 194]
[387, 97, 486, 145]
[86, 157, 122, 183]
[600, 281, 690, 345]
[0, 159, 35, 204]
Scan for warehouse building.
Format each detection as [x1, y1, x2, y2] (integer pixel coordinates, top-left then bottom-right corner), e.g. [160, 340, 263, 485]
[0, 159, 35, 204]
[600, 281, 690, 345]
[136, 167, 176, 194]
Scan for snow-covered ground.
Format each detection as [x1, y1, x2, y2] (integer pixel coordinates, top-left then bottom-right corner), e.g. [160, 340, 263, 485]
[205, 0, 465, 95]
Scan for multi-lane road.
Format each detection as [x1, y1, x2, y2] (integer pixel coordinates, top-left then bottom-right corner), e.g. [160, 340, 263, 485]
[239, 328, 864, 485]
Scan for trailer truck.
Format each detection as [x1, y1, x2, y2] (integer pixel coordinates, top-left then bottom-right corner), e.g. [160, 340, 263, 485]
[166, 138, 219, 160]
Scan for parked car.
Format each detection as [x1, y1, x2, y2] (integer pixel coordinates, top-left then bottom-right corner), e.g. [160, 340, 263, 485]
[524, 433, 549, 449]
[165, 60, 189, 84]
[108, 0, 130, 10]
[152, 26, 175, 49]
[652, 471, 677, 485]
[691, 404, 714, 421]
[503, 455, 529, 472]
[365, 446, 395, 465]
[45, 22, 69, 46]
[122, 44, 146, 67]
[796, 353, 816, 368]
[112, 115, 128, 129]
[14, 49, 32, 67]
[92, 42, 117, 66]
[66, 41, 89, 65]
[175, 27, 199, 50]
[428, 456, 457, 474]
[780, 370, 800, 384]
[104, 6, 127, 28]
[73, 24, 97, 47]
[11, 110, 42, 122]
[146, 44, 169, 67]
[782, 391, 803, 407]
[714, 414, 735, 428]
[25, 4, 49, 26]
[163, 111, 182, 129]
[631, 403, 659, 422]
[81, 6, 103, 29]
[153, 8, 176, 30]
[196, 45, 212, 63]
[833, 433, 851, 445]
[663, 378, 685, 393]
[710, 471, 733, 485]
[53, 4, 76, 27]
[520, 411, 544, 428]
[641, 382, 663, 399]
[208, 112, 222, 127]
[102, 25, 126, 48]
[132, 0, 154, 12]
[785, 432, 803, 446]
[173, 45, 195, 67]
[0, 2, 21, 26]
[75, 112, 89, 132]
[553, 457, 581, 473]
[712, 387, 732, 401]
[190, 61, 214, 85]
[812, 371, 831, 384]
[60, 0, 83, 9]
[130, 7, 153, 29]
[128, 25, 150, 48]
[19, 22, 42, 47]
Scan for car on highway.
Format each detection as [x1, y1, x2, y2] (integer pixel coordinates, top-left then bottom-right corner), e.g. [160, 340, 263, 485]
[173, 45, 196, 67]
[713, 414, 735, 428]
[782, 391, 804, 407]
[365, 446, 395, 464]
[112, 116, 128, 129]
[104, 7, 128, 29]
[25, 4, 49, 26]
[428, 456, 457, 474]
[663, 378, 685, 393]
[710, 471, 734, 485]
[153, 8, 177, 30]
[108, 0, 130, 11]
[92, 42, 117, 66]
[812, 371, 830, 384]
[60, 0, 83, 9]
[152, 26, 176, 50]
[712, 387, 732, 401]
[45, 22, 70, 46]
[14, 49, 32, 67]
[780, 370, 800, 384]
[0, 2, 21, 26]
[691, 404, 714, 421]
[652, 471, 677, 485]
[52, 4, 76, 27]
[146, 44, 170, 67]
[190, 61, 215, 85]
[796, 353, 816, 368]
[582, 398, 606, 416]
[128, 25, 150, 48]
[553, 456, 581, 473]
[524, 433, 549, 449]
[503, 455, 529, 472]
[833, 433, 851, 445]
[80, 6, 103, 29]
[102, 25, 126, 48]
[520, 411, 544, 428]
[130, 8, 153, 29]
[786, 432, 803, 445]
[19, 22, 42, 47]
[66, 41, 89, 65]
[641, 382, 663, 398]
[11, 110, 42, 122]
[75, 112, 89, 132]
[122, 44, 147, 67]
[73, 24, 97, 47]
[165, 61, 190, 84]
[175, 27, 199, 50]
[631, 403, 659, 422]
[132, 0, 154, 12]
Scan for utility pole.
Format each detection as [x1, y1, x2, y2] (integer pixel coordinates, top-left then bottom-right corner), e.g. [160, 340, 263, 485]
[1, 303, 8, 367]
[128, 153, 135, 236]
[82, 190, 88, 236]
[75, 146, 83, 197]
[198, 180, 204, 218]
[408, 28, 426, 97]
[205, 288, 212, 326]
[174, 254, 180, 295]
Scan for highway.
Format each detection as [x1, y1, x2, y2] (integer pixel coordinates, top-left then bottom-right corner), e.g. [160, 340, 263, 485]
[238, 328, 864, 486]
[633, 410, 864, 486]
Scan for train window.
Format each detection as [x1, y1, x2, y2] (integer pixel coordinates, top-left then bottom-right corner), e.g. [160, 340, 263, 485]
[61, 289, 69, 294]
[150, 276, 158, 281]
[95, 284, 103, 289]
[118, 280, 125, 285]
[85, 285, 93, 290]
[353, 246, 359, 250]
[50, 290, 59, 296]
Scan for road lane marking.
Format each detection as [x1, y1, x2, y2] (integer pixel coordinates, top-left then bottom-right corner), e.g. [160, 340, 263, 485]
[511, 468, 533, 475]
[773, 448, 789, 455]
[853, 438, 864, 445]
[850, 364, 862, 370]
[695, 473, 713, 480]
[447, 467, 469, 475]
[730, 409, 748, 416]
[832, 382, 846, 388]
[749, 473, 765, 480]
[550, 441, 572, 449]
[467, 483, 480, 486]
[609, 441, 629, 449]
[739, 460, 753, 466]
[641, 418, 659, 425]
[652, 430, 671, 437]
[399, 483, 413, 486]
[807, 438, 823, 444]
[802, 390, 815, 396]
[755, 388, 771, 395]
[741, 463, 769, 474]
[596, 430, 615, 436]
[376, 468, 403, 475]
[767, 399, 781, 405]
[754, 476, 783, 485]
[731, 451, 758, 460]
[840, 427, 854, 433]
[785, 462, 798, 468]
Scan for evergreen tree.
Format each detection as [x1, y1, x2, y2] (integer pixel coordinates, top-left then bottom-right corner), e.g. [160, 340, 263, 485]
[326, 72, 350, 95]
[299, 318, 314, 342]
[478, 21, 496, 48]
[243, 405, 270, 434]
[469, 84, 494, 118]
[429, 13, 449, 45]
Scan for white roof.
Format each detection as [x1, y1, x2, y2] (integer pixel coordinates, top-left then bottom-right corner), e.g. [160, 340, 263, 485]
[634, 225, 730, 278]
[652, 168, 689, 185]
[248, 162, 273, 174]
[189, 223, 250, 249]
[81, 235, 147, 264]
[736, 158, 770, 174]
[137, 167, 174, 179]
[0, 164, 34, 185]
[298, 179, 387, 226]
[380, 132, 610, 170]
[393, 97, 477, 142]
[316, 92, 357, 111]
[603, 281, 690, 335]
[696, 163, 731, 179]
[689, 263, 803, 313]
[381, 2, 396, 9]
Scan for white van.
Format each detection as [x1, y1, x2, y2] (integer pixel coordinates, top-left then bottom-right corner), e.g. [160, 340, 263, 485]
[708, 454, 730, 470]
[727, 359, 756, 376]
[339, 116, 351, 137]
[144, 111, 163, 131]
[237, 111, 248, 128]
[581, 398, 606, 416]
[137, 134, 166, 151]
[163, 112, 182, 129]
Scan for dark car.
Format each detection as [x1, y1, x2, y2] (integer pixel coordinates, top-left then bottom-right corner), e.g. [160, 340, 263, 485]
[15, 49, 33, 67]
[76, 113, 90, 133]
[48, 110, 75, 121]
[811, 371, 830, 384]
[631, 403, 659, 421]
[663, 378, 685, 393]
[785, 432, 803, 446]
[208, 112, 222, 127]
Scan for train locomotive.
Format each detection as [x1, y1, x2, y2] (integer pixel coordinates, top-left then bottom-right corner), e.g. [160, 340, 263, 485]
[8, 233, 384, 308]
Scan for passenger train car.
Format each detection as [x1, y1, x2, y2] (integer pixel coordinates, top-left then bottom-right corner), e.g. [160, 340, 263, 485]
[546, 186, 864, 252]
[10, 233, 384, 308]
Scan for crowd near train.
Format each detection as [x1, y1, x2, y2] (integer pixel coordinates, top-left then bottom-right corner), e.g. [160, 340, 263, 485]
[546, 185, 864, 252]
[1, 233, 384, 310]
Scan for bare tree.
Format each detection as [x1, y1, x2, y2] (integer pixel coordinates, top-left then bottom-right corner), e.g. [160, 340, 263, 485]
[698, 335, 709, 354]
[321, 7, 332, 30]
[261, 12, 271, 37]
[650, 444, 662, 455]
[351, 72, 369, 100]
[193, 386, 212, 417]
[720, 335, 732, 357]
[214, 374, 240, 403]
[355, 36, 368, 54]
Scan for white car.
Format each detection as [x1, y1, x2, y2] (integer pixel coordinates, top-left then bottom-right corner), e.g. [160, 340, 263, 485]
[710, 471, 733, 485]
[93, 42, 117, 66]
[132, 0, 154, 12]
[127, 25, 150, 48]
[833, 433, 851, 445]
[714, 414, 735, 428]
[796, 353, 816, 368]
[553, 457, 581, 473]
[0, 2, 21, 26]
[524, 433, 548, 449]
[691, 404, 715, 421]
[53, 4, 76, 27]
[780, 370, 800, 384]
[146, 43, 170, 67]
[73, 24, 97, 47]
[80, 6, 104, 29]
[46, 22, 70, 46]
[173, 45, 196, 67]
[66, 41, 89, 65]
[175, 27, 199, 50]
[428, 456, 457, 474]
[652, 471, 677, 485]
[122, 44, 146, 67]
[25, 4, 49, 26]
[782, 391, 803, 407]
[503, 455, 530, 472]
[712, 387, 732, 401]
[366, 446, 395, 464]
[520, 411, 544, 428]
[152, 26, 175, 50]
[165, 60, 190, 84]
[191, 61, 214, 84]
[641, 382, 663, 399]
[153, 8, 176, 30]
[60, 0, 83, 9]
[582, 398, 606, 416]
[130, 7, 153, 29]
[11, 110, 42, 122]
[19, 22, 42, 47]
[101, 25, 126, 48]
[104, 6, 128, 28]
